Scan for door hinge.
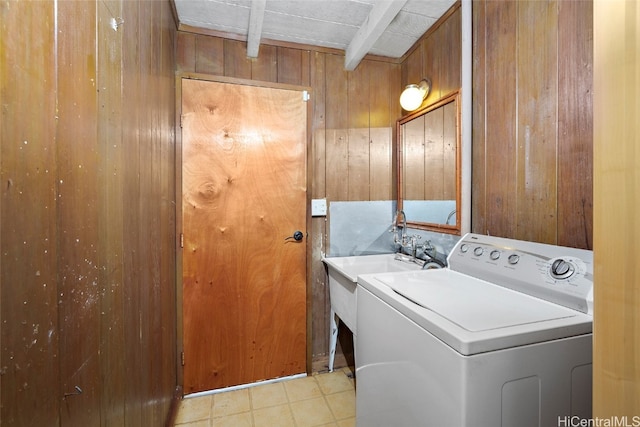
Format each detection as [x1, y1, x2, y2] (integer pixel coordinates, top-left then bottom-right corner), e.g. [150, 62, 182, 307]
[181, 351, 185, 366]
[180, 233, 184, 248]
[302, 90, 310, 102]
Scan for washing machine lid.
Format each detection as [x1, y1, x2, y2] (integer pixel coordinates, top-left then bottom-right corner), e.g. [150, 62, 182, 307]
[361, 269, 593, 355]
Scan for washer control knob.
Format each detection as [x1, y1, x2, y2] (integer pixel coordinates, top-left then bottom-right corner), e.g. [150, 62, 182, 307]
[550, 258, 575, 280]
[473, 247, 484, 256]
[490, 250, 501, 260]
[460, 243, 469, 253]
[508, 254, 520, 265]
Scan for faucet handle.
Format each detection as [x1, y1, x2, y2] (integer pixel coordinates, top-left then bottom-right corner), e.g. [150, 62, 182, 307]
[422, 239, 434, 250]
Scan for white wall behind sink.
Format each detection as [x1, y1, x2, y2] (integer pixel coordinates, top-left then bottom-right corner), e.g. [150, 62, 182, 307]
[327, 200, 460, 260]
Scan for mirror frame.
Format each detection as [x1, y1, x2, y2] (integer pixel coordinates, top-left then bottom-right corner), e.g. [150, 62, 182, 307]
[397, 90, 461, 234]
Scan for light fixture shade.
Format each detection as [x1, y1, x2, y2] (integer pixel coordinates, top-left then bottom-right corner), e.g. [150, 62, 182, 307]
[399, 78, 431, 111]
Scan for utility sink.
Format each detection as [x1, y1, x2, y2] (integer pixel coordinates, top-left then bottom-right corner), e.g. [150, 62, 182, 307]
[322, 254, 422, 371]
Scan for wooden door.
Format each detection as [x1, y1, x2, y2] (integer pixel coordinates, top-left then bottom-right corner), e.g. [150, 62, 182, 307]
[181, 78, 307, 393]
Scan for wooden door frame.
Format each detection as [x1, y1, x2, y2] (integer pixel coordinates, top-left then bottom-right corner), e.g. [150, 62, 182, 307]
[174, 73, 313, 390]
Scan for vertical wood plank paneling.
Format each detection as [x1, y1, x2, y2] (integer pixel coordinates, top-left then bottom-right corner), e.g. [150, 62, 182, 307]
[423, 21, 443, 102]
[176, 32, 196, 72]
[310, 52, 328, 361]
[325, 127, 350, 202]
[224, 39, 252, 79]
[557, 1, 593, 249]
[97, 1, 126, 424]
[369, 125, 393, 200]
[300, 50, 311, 87]
[311, 52, 327, 200]
[309, 210, 328, 362]
[121, 1, 144, 423]
[1, 0, 177, 425]
[390, 64, 402, 202]
[0, 2, 60, 425]
[147, 2, 164, 422]
[369, 61, 396, 200]
[402, 9, 461, 114]
[347, 63, 370, 200]
[472, 0, 593, 248]
[56, 1, 102, 425]
[195, 35, 224, 75]
[137, 0, 156, 420]
[484, 0, 518, 237]
[516, 0, 558, 244]
[471, 1, 487, 234]
[277, 47, 304, 85]
[324, 54, 349, 202]
[251, 44, 278, 82]
[402, 45, 422, 89]
[439, 8, 462, 98]
[159, 0, 177, 413]
[154, 1, 177, 419]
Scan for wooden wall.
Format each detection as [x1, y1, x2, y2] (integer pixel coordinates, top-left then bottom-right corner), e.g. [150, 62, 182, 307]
[593, 0, 640, 415]
[176, 34, 400, 372]
[0, 1, 177, 425]
[175, 0, 594, 375]
[176, 4, 461, 372]
[401, 7, 462, 107]
[472, 0, 593, 249]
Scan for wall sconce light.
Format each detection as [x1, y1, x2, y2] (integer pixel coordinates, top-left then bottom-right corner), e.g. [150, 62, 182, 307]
[399, 78, 431, 112]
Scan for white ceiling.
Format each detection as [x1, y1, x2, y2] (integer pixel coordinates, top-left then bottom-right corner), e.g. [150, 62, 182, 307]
[174, 0, 456, 70]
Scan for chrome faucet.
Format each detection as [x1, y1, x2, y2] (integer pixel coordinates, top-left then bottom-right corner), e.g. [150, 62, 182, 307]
[409, 234, 422, 258]
[390, 210, 407, 246]
[390, 211, 442, 268]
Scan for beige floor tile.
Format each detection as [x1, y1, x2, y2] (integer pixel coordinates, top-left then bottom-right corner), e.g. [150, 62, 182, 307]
[284, 375, 323, 402]
[341, 367, 355, 377]
[175, 420, 210, 427]
[212, 388, 251, 418]
[290, 396, 335, 427]
[324, 390, 356, 420]
[211, 411, 252, 427]
[253, 404, 296, 427]
[175, 395, 212, 424]
[250, 381, 289, 409]
[315, 371, 354, 395]
[337, 417, 356, 427]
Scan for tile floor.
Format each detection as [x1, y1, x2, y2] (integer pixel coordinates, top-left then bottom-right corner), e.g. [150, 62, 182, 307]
[174, 368, 356, 427]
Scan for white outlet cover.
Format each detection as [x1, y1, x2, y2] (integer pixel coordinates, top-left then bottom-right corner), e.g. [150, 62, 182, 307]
[311, 199, 327, 216]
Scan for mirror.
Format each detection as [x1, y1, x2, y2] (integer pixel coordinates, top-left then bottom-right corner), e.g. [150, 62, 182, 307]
[397, 90, 461, 234]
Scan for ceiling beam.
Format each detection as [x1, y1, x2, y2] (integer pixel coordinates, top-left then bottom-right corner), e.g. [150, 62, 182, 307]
[344, 0, 408, 71]
[247, 0, 266, 58]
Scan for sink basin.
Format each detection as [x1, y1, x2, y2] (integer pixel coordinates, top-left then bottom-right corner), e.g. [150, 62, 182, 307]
[322, 254, 421, 371]
[323, 253, 422, 283]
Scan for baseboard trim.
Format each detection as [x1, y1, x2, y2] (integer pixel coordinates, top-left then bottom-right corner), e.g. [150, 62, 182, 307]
[183, 373, 307, 399]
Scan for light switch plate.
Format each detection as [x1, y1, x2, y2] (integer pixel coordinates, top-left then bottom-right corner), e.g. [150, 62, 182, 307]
[311, 198, 327, 216]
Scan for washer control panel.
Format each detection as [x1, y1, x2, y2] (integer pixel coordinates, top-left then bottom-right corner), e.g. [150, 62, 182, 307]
[449, 233, 594, 314]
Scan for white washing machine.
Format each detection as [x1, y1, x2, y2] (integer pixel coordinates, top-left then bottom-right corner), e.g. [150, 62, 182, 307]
[356, 233, 593, 427]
